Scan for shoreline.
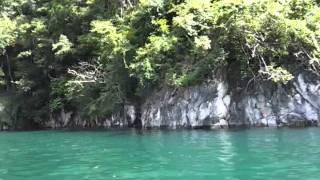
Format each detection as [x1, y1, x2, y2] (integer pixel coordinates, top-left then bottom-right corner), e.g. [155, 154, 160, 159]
[1, 124, 318, 132]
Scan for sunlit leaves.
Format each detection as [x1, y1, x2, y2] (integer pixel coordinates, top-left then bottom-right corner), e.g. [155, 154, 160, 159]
[194, 36, 211, 50]
[0, 17, 16, 54]
[152, 18, 169, 33]
[91, 0, 320, 86]
[173, 0, 213, 36]
[139, 0, 164, 8]
[17, 50, 32, 59]
[52, 34, 73, 57]
[91, 20, 116, 34]
[260, 64, 294, 84]
[130, 35, 177, 84]
[30, 18, 47, 35]
[91, 20, 129, 55]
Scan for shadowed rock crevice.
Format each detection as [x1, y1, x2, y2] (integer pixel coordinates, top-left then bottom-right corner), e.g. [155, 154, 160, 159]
[132, 105, 142, 129]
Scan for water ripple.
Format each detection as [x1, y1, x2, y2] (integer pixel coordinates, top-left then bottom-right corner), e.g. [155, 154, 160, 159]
[0, 128, 319, 179]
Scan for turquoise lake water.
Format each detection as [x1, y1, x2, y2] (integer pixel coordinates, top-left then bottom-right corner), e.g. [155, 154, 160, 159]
[0, 128, 320, 179]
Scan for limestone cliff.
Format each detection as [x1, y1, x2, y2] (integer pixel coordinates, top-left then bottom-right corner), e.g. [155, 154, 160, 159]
[46, 71, 320, 129]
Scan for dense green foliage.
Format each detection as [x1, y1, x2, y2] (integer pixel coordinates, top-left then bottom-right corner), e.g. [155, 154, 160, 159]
[0, 0, 319, 129]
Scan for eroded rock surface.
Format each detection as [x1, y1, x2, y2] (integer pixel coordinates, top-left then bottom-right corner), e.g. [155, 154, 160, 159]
[140, 72, 320, 128]
[47, 71, 320, 129]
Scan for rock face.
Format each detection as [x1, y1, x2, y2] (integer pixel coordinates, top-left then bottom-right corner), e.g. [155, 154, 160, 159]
[229, 73, 320, 127]
[139, 71, 320, 128]
[141, 80, 230, 128]
[45, 105, 137, 129]
[47, 70, 320, 129]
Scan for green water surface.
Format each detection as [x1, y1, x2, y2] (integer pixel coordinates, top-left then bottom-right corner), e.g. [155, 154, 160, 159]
[0, 128, 320, 179]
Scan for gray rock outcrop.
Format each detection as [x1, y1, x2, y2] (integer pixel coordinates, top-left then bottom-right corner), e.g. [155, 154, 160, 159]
[139, 71, 320, 128]
[46, 70, 320, 129]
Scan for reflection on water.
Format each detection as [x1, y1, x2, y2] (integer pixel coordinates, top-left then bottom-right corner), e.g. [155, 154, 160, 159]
[217, 131, 235, 168]
[0, 128, 320, 179]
